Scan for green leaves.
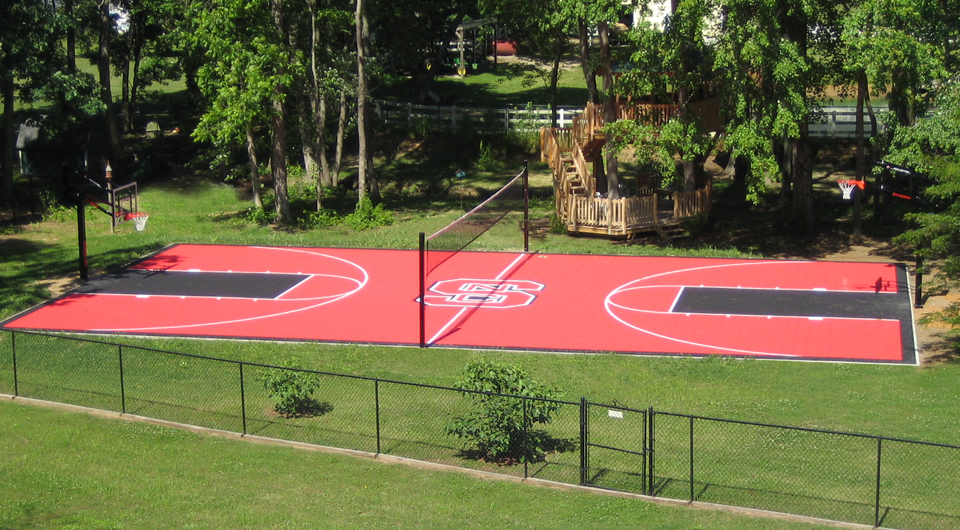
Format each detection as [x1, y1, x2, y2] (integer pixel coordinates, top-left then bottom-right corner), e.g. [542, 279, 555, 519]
[447, 359, 564, 463]
[258, 361, 324, 417]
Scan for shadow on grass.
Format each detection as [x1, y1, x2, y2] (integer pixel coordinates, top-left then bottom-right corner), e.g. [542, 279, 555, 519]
[651, 475, 960, 529]
[270, 399, 334, 419]
[453, 431, 576, 465]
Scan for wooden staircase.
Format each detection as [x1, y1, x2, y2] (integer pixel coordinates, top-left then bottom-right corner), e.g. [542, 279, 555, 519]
[540, 101, 712, 238]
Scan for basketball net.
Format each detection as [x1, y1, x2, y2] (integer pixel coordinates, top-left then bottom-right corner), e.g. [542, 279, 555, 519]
[124, 212, 150, 232]
[838, 180, 864, 200]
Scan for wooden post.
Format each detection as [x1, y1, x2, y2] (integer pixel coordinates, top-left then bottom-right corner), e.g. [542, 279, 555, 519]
[105, 161, 116, 232]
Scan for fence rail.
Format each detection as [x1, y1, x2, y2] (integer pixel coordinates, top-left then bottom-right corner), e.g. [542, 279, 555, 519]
[374, 99, 883, 139]
[1, 329, 957, 529]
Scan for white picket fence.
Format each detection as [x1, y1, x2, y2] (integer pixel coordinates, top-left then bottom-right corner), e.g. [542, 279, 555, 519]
[372, 99, 580, 133]
[373, 99, 884, 139]
[809, 107, 886, 138]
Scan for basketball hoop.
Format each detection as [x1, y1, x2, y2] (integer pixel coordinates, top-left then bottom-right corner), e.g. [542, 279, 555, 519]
[124, 212, 150, 232]
[838, 179, 865, 200]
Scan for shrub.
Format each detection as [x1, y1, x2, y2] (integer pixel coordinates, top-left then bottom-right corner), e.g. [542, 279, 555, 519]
[446, 359, 564, 464]
[476, 140, 495, 170]
[343, 196, 394, 230]
[258, 362, 323, 417]
[301, 208, 341, 229]
[242, 205, 276, 225]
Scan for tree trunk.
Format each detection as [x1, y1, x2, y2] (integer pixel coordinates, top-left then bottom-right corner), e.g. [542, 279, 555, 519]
[270, 0, 290, 223]
[316, 90, 330, 205]
[1, 68, 14, 207]
[578, 20, 599, 104]
[245, 126, 263, 209]
[333, 88, 348, 184]
[307, 0, 330, 206]
[355, 0, 368, 202]
[787, 130, 813, 232]
[598, 20, 620, 199]
[130, 42, 144, 133]
[99, 0, 123, 177]
[781, 1, 812, 232]
[121, 31, 133, 133]
[121, 61, 132, 133]
[355, 0, 379, 202]
[66, 0, 76, 72]
[855, 70, 867, 183]
[549, 40, 562, 128]
[296, 92, 319, 186]
[62, 0, 78, 117]
[271, 91, 291, 223]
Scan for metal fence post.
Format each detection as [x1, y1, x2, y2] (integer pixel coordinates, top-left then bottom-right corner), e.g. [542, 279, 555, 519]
[875, 437, 883, 528]
[647, 407, 655, 496]
[375, 379, 381, 455]
[689, 416, 695, 502]
[11, 331, 18, 397]
[239, 362, 247, 435]
[579, 397, 588, 486]
[118, 345, 126, 413]
[522, 397, 529, 479]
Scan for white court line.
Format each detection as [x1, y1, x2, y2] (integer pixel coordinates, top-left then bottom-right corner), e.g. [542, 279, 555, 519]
[95, 247, 369, 332]
[607, 284, 900, 322]
[668, 286, 684, 313]
[603, 260, 901, 358]
[426, 252, 529, 346]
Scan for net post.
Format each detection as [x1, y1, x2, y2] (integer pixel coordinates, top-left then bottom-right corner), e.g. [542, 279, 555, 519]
[419, 232, 426, 348]
[915, 252, 924, 308]
[522, 160, 530, 253]
[77, 192, 88, 281]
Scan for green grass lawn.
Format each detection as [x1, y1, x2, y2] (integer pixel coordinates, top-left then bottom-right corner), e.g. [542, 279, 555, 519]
[0, 399, 848, 530]
[1, 75, 954, 528]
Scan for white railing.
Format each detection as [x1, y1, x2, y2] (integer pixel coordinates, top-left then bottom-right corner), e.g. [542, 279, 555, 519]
[372, 99, 581, 133]
[375, 99, 886, 139]
[808, 107, 885, 138]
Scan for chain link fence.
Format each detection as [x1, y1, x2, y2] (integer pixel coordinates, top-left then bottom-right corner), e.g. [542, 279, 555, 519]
[2, 329, 958, 529]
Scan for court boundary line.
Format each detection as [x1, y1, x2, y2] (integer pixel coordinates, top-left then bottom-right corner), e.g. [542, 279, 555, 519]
[0, 244, 918, 365]
[426, 251, 532, 346]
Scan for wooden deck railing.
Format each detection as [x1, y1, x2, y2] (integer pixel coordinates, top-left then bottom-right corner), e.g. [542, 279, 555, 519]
[567, 194, 660, 235]
[674, 182, 712, 219]
[571, 140, 593, 197]
[572, 102, 604, 145]
[617, 103, 678, 127]
[539, 102, 709, 237]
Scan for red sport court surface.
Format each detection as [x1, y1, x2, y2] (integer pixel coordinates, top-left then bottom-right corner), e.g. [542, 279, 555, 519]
[1, 244, 918, 364]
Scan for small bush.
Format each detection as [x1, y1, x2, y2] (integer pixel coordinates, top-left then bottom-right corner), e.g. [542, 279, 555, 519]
[302, 208, 341, 229]
[446, 359, 564, 464]
[242, 205, 276, 225]
[39, 190, 70, 222]
[344, 196, 394, 231]
[258, 363, 324, 417]
[548, 213, 567, 234]
[476, 140, 495, 170]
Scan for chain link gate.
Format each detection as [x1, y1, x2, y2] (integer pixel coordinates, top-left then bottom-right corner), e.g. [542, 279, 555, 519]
[581, 398, 651, 495]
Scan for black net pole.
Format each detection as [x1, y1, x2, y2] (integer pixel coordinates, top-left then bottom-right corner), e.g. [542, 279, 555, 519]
[522, 160, 529, 253]
[915, 253, 924, 308]
[419, 232, 426, 348]
[77, 198, 88, 281]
